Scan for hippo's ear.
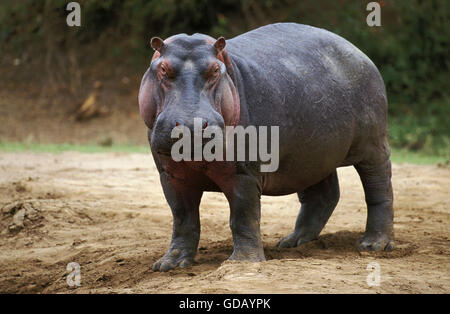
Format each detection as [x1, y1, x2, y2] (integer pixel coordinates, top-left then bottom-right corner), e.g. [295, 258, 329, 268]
[214, 37, 226, 53]
[151, 37, 165, 52]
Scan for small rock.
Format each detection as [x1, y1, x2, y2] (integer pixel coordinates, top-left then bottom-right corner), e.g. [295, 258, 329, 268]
[23, 203, 38, 219]
[8, 223, 23, 233]
[15, 182, 28, 193]
[72, 239, 84, 246]
[95, 274, 111, 282]
[12, 208, 26, 228]
[4, 201, 42, 233]
[1, 201, 21, 215]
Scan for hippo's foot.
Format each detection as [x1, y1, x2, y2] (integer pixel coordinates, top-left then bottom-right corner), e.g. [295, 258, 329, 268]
[278, 172, 339, 249]
[228, 247, 266, 262]
[358, 232, 394, 251]
[153, 247, 196, 272]
[276, 231, 318, 248]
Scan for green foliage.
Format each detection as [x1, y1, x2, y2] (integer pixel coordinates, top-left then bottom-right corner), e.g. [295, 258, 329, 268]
[389, 101, 450, 157]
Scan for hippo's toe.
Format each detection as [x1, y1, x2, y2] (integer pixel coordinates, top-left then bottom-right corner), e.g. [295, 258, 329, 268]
[152, 248, 195, 272]
[277, 232, 318, 248]
[358, 233, 394, 252]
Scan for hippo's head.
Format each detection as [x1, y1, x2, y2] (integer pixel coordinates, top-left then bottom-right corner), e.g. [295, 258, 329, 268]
[139, 34, 240, 156]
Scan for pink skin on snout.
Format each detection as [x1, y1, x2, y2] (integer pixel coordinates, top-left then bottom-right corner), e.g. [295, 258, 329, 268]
[139, 78, 159, 129]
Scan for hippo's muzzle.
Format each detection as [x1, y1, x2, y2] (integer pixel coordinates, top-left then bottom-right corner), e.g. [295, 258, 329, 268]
[151, 107, 225, 157]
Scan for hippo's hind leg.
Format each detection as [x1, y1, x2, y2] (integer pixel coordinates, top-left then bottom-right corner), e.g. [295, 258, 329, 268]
[277, 170, 340, 248]
[152, 172, 203, 272]
[355, 157, 394, 251]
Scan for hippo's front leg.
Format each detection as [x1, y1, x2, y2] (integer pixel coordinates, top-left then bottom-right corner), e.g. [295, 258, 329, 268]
[153, 172, 203, 272]
[225, 173, 265, 262]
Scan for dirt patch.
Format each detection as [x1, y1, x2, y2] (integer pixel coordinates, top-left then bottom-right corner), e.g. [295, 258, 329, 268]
[0, 152, 449, 293]
[1, 200, 44, 234]
[0, 84, 147, 146]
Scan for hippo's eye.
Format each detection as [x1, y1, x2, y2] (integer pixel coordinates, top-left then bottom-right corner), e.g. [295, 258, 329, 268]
[158, 62, 174, 81]
[160, 64, 167, 76]
[206, 64, 221, 81]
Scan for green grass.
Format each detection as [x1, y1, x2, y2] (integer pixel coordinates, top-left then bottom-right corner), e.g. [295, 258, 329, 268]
[390, 148, 448, 165]
[0, 141, 448, 165]
[0, 141, 149, 154]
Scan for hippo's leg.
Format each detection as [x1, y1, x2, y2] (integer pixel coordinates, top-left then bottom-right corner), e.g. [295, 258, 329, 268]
[355, 158, 394, 251]
[226, 174, 265, 262]
[277, 170, 340, 248]
[152, 172, 203, 271]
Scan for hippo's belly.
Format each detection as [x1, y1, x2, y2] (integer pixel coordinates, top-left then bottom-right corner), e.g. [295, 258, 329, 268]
[260, 126, 352, 195]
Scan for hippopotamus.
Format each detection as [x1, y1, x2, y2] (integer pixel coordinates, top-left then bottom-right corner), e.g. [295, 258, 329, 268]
[139, 23, 394, 272]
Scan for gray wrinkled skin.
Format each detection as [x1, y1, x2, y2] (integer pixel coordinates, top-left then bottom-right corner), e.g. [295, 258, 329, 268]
[139, 23, 394, 272]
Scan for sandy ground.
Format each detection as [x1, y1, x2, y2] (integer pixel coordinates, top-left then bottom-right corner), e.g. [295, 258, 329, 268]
[0, 152, 448, 294]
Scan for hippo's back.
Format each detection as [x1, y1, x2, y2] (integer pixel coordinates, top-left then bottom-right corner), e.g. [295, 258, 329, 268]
[226, 22, 387, 137]
[228, 23, 375, 73]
